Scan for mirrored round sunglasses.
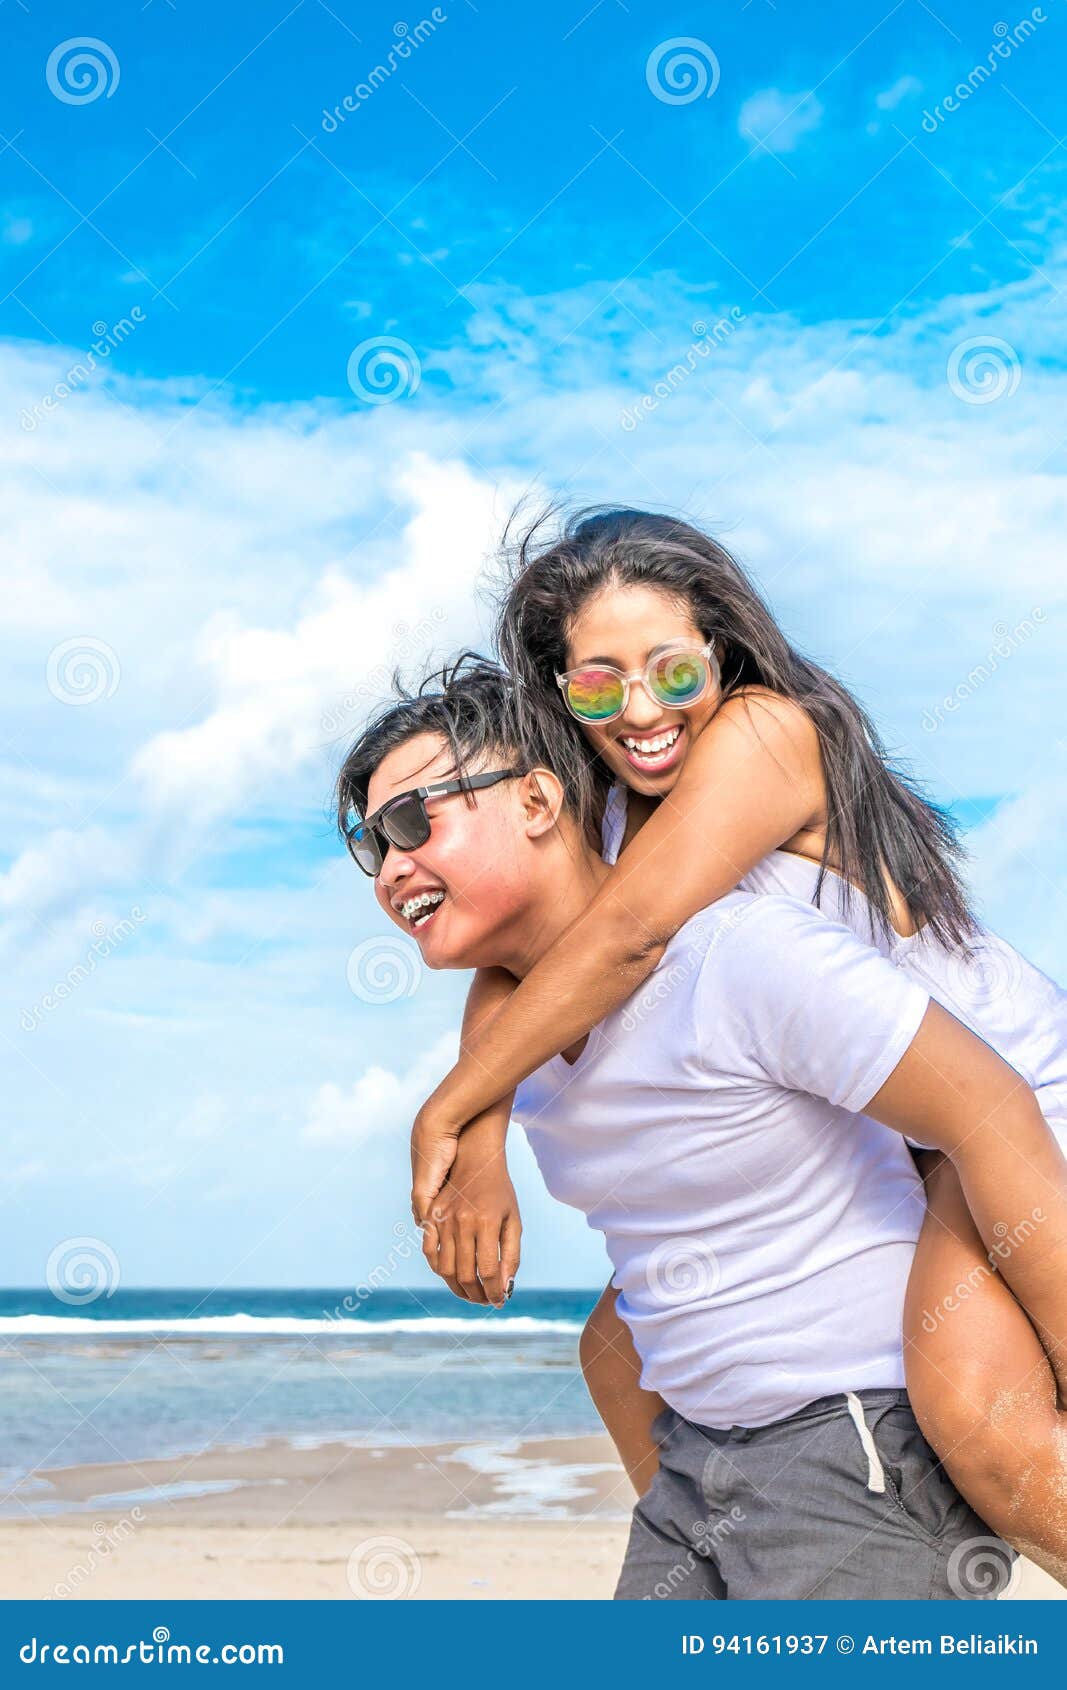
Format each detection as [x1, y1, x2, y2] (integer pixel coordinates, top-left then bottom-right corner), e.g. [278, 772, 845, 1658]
[556, 641, 718, 724]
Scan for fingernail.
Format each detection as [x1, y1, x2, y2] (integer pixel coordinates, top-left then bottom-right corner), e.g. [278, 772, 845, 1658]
[505, 1278, 515, 1300]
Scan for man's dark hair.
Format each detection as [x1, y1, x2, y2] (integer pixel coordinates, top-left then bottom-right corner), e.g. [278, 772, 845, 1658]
[334, 651, 588, 842]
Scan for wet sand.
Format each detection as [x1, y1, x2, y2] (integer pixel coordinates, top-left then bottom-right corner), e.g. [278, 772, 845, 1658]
[0, 1432, 1060, 1601]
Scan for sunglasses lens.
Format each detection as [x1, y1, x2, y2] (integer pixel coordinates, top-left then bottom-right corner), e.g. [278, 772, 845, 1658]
[564, 669, 625, 721]
[383, 793, 430, 851]
[648, 648, 710, 708]
[347, 823, 382, 878]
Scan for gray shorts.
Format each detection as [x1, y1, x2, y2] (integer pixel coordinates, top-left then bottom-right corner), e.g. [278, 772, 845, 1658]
[614, 1389, 1013, 1601]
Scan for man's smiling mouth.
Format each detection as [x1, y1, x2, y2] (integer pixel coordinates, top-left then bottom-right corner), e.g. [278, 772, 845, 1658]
[398, 890, 446, 930]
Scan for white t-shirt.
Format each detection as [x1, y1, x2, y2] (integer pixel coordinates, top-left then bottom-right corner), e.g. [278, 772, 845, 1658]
[513, 893, 930, 1430]
[602, 783, 1067, 1131]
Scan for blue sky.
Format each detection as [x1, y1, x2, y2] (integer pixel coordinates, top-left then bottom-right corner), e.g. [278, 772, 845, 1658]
[7, 0, 1067, 395]
[3, 0, 1066, 1290]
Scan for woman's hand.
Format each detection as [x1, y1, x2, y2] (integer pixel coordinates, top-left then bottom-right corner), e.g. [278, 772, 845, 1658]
[410, 1097, 463, 1227]
[419, 1124, 521, 1308]
[410, 965, 519, 1225]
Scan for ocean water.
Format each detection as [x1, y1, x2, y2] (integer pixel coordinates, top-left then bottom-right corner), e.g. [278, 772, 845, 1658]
[0, 1287, 603, 1500]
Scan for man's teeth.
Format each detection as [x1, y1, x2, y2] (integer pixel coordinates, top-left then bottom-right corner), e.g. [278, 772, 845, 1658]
[621, 726, 682, 756]
[401, 891, 445, 925]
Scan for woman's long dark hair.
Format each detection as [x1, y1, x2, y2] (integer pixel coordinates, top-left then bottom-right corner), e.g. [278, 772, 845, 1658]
[496, 506, 975, 947]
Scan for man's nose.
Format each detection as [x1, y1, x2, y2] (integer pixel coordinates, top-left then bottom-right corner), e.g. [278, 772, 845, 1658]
[378, 846, 416, 896]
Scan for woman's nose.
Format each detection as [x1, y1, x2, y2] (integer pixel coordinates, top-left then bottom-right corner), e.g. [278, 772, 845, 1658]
[620, 681, 663, 730]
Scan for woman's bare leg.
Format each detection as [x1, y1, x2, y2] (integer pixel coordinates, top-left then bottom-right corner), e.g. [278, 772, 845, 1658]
[579, 1283, 667, 1497]
[905, 1155, 1067, 1585]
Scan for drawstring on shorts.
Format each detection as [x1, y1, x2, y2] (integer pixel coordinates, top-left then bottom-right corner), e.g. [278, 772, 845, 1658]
[844, 1391, 887, 1495]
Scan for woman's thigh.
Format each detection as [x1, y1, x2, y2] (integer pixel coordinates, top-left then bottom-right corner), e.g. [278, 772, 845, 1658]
[580, 1283, 666, 1497]
[904, 1157, 1058, 1488]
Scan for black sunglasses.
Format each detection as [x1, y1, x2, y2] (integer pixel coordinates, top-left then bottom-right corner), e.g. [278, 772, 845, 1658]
[344, 769, 521, 878]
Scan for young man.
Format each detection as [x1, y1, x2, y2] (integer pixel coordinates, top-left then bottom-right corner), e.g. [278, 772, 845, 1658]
[337, 659, 1067, 1600]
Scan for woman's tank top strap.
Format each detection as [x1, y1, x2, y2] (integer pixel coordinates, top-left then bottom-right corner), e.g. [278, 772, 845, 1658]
[600, 783, 629, 866]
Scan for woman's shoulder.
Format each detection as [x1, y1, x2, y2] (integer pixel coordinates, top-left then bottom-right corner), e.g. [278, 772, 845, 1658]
[695, 686, 821, 776]
[720, 684, 815, 732]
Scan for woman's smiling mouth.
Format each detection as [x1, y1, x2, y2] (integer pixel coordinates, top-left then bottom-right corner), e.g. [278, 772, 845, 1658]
[616, 723, 684, 775]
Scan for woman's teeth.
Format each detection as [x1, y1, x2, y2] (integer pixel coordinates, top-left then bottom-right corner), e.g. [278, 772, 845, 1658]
[401, 891, 445, 927]
[620, 725, 682, 766]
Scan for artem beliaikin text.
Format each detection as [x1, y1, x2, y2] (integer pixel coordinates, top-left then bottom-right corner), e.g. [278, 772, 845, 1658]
[862, 1634, 1037, 1656]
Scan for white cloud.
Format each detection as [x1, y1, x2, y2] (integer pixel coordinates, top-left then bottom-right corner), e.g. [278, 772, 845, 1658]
[964, 771, 1067, 971]
[875, 74, 922, 111]
[3, 216, 33, 246]
[738, 88, 824, 154]
[0, 826, 136, 930]
[0, 375, 528, 939]
[176, 1093, 229, 1142]
[303, 1030, 458, 1146]
[4, 248, 1067, 1282]
[130, 451, 503, 824]
[4, 260, 1067, 953]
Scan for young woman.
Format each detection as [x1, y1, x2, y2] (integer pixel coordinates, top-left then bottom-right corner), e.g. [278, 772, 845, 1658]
[413, 508, 1067, 1579]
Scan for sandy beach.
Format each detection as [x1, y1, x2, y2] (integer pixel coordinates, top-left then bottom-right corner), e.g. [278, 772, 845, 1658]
[0, 1432, 1063, 1602]
[0, 1432, 631, 1601]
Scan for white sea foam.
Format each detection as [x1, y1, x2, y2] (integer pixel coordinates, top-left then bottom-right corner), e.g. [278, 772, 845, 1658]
[0, 1314, 583, 1338]
[444, 1440, 623, 1520]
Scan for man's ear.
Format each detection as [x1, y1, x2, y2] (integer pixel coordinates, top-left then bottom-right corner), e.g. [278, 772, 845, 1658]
[518, 768, 566, 840]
